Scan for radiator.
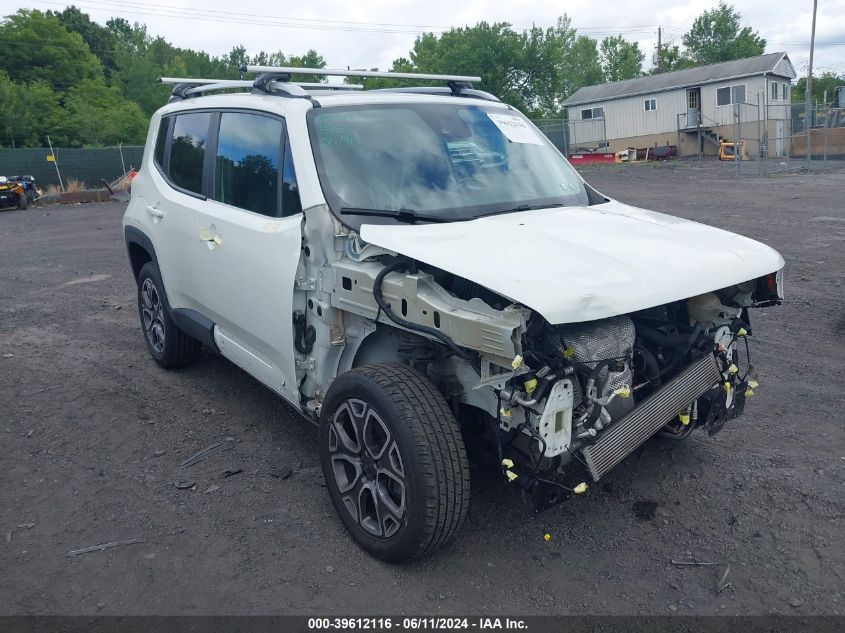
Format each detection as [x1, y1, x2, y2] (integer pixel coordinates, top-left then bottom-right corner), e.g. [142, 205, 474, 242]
[581, 354, 721, 481]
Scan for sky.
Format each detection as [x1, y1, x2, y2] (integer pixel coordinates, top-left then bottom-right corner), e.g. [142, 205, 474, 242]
[2, 0, 844, 79]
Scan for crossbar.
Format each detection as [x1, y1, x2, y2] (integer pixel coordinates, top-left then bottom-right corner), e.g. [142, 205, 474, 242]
[239, 65, 481, 84]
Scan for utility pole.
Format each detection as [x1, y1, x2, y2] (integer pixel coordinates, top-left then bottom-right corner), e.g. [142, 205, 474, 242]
[657, 26, 662, 71]
[805, 0, 818, 168]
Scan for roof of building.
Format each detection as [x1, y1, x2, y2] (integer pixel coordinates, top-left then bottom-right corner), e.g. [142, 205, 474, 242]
[563, 52, 795, 107]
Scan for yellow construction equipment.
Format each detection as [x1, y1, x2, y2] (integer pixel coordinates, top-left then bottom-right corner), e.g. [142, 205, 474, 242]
[718, 140, 746, 161]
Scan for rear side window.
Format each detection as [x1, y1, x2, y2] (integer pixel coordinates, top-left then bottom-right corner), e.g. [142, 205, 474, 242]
[214, 112, 283, 216]
[282, 140, 302, 216]
[153, 118, 169, 168]
[169, 112, 211, 194]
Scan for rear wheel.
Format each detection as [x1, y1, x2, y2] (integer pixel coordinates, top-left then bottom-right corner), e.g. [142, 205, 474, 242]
[320, 363, 470, 562]
[137, 262, 201, 368]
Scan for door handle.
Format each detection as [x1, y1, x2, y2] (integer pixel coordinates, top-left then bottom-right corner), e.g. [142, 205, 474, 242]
[145, 205, 165, 219]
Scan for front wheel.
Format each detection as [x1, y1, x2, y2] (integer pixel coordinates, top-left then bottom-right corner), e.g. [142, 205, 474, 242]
[320, 363, 470, 562]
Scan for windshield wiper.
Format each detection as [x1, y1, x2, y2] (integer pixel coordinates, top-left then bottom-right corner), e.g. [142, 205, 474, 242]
[339, 207, 450, 224]
[495, 203, 554, 214]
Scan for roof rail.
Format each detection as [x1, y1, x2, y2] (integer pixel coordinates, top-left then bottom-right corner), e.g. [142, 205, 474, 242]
[159, 77, 363, 100]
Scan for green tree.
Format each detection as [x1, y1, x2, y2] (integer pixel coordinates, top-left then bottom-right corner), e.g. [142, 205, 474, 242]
[562, 36, 602, 97]
[681, 2, 765, 65]
[599, 35, 644, 82]
[50, 6, 120, 79]
[10, 80, 63, 147]
[408, 23, 528, 108]
[364, 16, 585, 116]
[651, 41, 696, 74]
[59, 78, 147, 146]
[791, 72, 845, 105]
[0, 71, 15, 146]
[0, 9, 102, 91]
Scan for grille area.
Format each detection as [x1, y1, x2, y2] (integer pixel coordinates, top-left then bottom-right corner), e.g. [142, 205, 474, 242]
[581, 354, 721, 481]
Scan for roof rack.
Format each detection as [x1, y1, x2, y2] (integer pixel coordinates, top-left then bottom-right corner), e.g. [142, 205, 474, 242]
[239, 65, 482, 97]
[160, 77, 363, 100]
[160, 66, 489, 102]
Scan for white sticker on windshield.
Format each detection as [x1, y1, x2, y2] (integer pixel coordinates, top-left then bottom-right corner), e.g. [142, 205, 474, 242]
[486, 113, 544, 145]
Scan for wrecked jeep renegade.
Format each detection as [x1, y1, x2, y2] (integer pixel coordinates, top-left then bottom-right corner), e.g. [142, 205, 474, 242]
[123, 67, 784, 561]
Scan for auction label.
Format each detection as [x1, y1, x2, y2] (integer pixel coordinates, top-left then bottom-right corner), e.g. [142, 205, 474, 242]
[308, 617, 528, 630]
[485, 113, 544, 145]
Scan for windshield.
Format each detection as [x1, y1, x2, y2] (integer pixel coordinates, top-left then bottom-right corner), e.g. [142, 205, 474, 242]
[307, 103, 588, 228]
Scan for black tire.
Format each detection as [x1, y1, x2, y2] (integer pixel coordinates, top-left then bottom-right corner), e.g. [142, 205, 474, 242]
[136, 262, 201, 369]
[320, 363, 470, 562]
[16, 192, 27, 210]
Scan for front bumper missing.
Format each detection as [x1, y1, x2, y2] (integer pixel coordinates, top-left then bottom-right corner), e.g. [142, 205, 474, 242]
[581, 354, 722, 481]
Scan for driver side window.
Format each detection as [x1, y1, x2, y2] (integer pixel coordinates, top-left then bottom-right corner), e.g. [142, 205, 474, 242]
[212, 111, 302, 217]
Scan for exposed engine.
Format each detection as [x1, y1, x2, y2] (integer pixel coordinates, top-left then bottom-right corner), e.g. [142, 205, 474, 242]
[495, 281, 778, 491]
[545, 315, 637, 425]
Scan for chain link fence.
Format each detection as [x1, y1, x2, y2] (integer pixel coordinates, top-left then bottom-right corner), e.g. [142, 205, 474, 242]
[670, 101, 843, 177]
[0, 145, 143, 189]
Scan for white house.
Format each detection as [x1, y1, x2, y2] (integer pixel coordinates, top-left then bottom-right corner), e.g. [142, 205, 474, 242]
[562, 52, 797, 158]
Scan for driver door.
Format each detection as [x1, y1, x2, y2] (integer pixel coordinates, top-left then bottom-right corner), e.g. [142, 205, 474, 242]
[191, 110, 303, 405]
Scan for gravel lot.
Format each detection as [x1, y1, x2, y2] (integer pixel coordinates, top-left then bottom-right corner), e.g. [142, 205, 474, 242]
[1, 160, 843, 616]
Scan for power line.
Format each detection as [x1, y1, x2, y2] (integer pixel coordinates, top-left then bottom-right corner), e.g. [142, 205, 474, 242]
[28, 0, 690, 39]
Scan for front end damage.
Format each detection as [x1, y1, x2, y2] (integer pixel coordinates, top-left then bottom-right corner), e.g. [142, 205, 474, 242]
[297, 206, 783, 511]
[488, 271, 782, 508]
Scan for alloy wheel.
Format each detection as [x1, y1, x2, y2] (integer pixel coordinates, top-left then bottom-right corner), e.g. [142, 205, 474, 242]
[140, 277, 166, 354]
[327, 398, 407, 538]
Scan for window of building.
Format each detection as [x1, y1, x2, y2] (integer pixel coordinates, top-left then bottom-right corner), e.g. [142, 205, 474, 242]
[771, 81, 779, 101]
[644, 98, 657, 111]
[168, 112, 212, 194]
[716, 84, 746, 106]
[580, 106, 604, 120]
[783, 83, 789, 101]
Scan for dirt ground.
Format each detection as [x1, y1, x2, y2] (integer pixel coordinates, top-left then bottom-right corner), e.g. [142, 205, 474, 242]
[1, 160, 843, 616]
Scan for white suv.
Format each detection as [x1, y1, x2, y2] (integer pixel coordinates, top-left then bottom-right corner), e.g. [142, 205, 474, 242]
[123, 66, 784, 561]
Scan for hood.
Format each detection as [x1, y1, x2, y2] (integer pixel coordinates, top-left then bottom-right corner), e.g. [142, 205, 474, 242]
[359, 200, 785, 325]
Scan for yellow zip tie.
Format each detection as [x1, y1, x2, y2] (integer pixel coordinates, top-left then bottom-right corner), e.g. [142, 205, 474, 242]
[573, 482, 588, 494]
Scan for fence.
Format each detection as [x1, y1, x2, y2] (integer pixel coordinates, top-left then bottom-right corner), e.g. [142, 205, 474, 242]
[566, 117, 608, 152]
[673, 102, 845, 177]
[763, 104, 845, 175]
[0, 145, 143, 189]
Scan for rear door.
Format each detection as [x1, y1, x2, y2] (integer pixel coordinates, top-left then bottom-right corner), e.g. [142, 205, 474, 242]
[192, 110, 303, 402]
[140, 112, 213, 309]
